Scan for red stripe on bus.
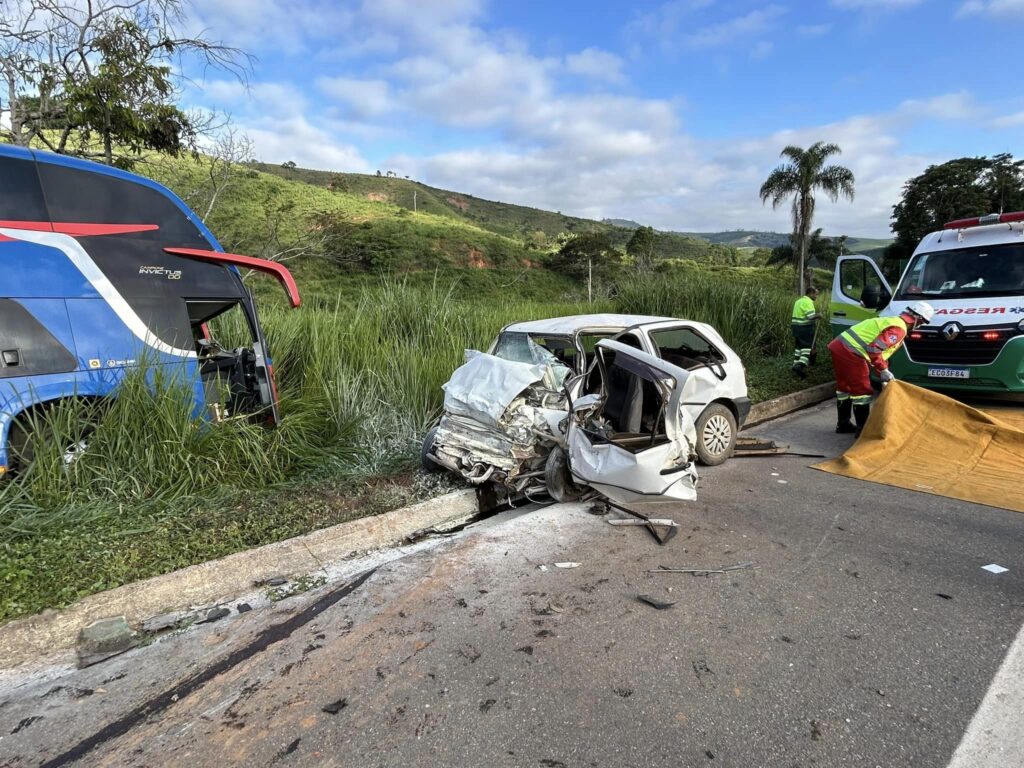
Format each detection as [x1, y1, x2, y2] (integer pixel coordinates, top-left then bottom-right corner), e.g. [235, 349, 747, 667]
[0, 221, 159, 236]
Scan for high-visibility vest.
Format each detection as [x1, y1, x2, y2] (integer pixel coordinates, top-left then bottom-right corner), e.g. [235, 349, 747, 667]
[839, 316, 908, 361]
[791, 296, 817, 325]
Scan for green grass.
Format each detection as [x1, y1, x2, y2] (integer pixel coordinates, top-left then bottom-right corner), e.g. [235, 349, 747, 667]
[0, 272, 836, 622]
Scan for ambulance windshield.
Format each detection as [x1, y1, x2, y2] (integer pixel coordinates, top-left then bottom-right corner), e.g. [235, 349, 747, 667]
[896, 243, 1024, 300]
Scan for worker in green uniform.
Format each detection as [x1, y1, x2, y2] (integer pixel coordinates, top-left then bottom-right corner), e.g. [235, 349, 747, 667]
[791, 285, 820, 378]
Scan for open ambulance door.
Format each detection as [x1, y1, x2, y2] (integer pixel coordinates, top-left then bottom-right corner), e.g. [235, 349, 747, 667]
[566, 339, 698, 505]
[830, 255, 892, 337]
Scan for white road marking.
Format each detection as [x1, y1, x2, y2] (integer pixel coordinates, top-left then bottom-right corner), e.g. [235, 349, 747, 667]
[947, 620, 1024, 768]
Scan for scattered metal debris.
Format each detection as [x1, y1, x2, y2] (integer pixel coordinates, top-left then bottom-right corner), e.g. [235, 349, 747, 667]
[607, 519, 678, 527]
[637, 594, 675, 610]
[647, 562, 755, 577]
[322, 698, 348, 715]
[733, 436, 825, 458]
[554, 562, 581, 569]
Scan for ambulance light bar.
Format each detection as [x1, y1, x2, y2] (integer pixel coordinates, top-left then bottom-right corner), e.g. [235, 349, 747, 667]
[943, 211, 1024, 230]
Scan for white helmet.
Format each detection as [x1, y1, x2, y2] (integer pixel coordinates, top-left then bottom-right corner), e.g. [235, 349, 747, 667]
[903, 301, 935, 325]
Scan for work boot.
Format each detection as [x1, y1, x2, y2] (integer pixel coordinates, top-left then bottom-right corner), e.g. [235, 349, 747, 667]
[792, 362, 807, 379]
[835, 399, 856, 434]
[853, 403, 871, 437]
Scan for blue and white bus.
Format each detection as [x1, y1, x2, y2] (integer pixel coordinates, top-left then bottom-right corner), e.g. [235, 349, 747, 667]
[0, 144, 300, 475]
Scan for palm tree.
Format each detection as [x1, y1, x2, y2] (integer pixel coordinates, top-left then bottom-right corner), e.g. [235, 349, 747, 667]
[759, 142, 855, 294]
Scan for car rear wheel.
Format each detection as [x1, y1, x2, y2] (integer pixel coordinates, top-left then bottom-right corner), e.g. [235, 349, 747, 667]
[695, 403, 736, 466]
[421, 426, 442, 473]
[544, 446, 583, 503]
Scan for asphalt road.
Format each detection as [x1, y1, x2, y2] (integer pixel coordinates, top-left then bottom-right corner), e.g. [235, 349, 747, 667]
[2, 401, 1023, 768]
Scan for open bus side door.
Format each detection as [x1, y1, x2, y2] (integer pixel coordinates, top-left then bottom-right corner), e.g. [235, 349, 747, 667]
[830, 255, 893, 337]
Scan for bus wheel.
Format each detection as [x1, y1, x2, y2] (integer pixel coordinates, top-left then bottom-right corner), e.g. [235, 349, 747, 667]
[7, 414, 95, 474]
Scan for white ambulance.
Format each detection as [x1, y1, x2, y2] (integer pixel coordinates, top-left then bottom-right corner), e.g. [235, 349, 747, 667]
[830, 212, 1024, 394]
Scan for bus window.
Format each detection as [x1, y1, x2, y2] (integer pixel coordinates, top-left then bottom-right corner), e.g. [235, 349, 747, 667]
[0, 156, 48, 221]
[36, 161, 209, 248]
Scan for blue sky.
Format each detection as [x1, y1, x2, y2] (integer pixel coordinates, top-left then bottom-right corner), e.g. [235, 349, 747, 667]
[183, 0, 1024, 237]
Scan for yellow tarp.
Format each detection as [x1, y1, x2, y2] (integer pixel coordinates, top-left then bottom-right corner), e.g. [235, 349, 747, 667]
[814, 381, 1024, 513]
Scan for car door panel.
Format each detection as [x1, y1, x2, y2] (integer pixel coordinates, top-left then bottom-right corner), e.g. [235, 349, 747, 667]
[831, 255, 892, 336]
[567, 339, 698, 504]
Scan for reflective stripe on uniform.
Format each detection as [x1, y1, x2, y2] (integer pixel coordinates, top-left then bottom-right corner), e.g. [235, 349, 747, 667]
[791, 296, 818, 325]
[840, 316, 908, 361]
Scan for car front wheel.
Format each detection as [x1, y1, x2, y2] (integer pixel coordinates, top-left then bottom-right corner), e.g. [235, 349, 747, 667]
[694, 403, 736, 466]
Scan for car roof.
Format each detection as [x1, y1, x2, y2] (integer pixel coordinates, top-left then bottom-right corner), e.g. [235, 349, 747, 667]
[914, 223, 1024, 255]
[502, 314, 678, 335]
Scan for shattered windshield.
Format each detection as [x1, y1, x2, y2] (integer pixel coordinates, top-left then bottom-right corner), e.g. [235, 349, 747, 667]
[896, 243, 1024, 300]
[492, 332, 577, 373]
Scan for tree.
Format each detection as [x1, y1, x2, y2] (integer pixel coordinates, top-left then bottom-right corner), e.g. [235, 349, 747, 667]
[626, 225, 657, 272]
[769, 228, 847, 272]
[888, 154, 1024, 262]
[760, 142, 855, 293]
[552, 232, 619, 302]
[0, 0, 249, 167]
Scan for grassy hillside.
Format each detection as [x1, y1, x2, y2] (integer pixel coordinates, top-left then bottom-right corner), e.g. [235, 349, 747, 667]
[253, 163, 735, 265]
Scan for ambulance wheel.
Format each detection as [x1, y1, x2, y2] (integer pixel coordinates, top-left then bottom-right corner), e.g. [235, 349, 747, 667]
[695, 403, 736, 466]
[421, 426, 442, 473]
[544, 447, 583, 503]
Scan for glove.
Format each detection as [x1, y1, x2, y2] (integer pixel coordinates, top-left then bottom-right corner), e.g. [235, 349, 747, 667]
[879, 370, 895, 385]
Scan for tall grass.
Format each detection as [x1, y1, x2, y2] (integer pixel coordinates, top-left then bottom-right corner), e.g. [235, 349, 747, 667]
[0, 278, 606, 535]
[1, 272, 804, 536]
[616, 273, 793, 358]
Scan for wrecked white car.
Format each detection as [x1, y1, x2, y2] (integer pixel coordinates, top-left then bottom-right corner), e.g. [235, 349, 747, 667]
[421, 314, 750, 505]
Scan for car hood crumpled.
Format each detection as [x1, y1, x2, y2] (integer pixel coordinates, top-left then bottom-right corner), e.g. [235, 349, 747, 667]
[442, 350, 564, 429]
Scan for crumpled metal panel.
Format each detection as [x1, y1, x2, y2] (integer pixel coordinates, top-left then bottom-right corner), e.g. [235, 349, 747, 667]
[567, 430, 698, 503]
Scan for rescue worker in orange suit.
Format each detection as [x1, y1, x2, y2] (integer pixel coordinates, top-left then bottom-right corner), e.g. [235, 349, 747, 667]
[827, 301, 935, 435]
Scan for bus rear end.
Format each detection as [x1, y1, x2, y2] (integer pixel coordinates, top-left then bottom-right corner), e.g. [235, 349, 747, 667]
[0, 146, 300, 475]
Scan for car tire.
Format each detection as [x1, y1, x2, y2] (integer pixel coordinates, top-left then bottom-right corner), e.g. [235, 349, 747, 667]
[421, 426, 442, 473]
[544, 446, 583, 503]
[695, 403, 736, 466]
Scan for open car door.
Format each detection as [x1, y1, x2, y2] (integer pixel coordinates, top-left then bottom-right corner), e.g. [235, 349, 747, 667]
[566, 339, 698, 504]
[831, 255, 892, 337]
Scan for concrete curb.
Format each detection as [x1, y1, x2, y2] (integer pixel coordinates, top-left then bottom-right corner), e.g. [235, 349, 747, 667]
[744, 381, 836, 429]
[0, 489, 478, 672]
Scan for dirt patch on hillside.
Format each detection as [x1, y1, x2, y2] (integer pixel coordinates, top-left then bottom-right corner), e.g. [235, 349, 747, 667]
[447, 196, 470, 212]
[367, 192, 389, 202]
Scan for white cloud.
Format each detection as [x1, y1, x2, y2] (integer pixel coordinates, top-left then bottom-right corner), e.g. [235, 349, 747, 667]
[317, 77, 394, 118]
[565, 48, 626, 84]
[991, 110, 1024, 128]
[797, 23, 833, 36]
[245, 116, 370, 172]
[189, 0, 356, 54]
[751, 41, 775, 59]
[956, 0, 1024, 17]
[898, 91, 978, 120]
[684, 5, 787, 48]
[182, 2, 989, 237]
[831, 0, 923, 9]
